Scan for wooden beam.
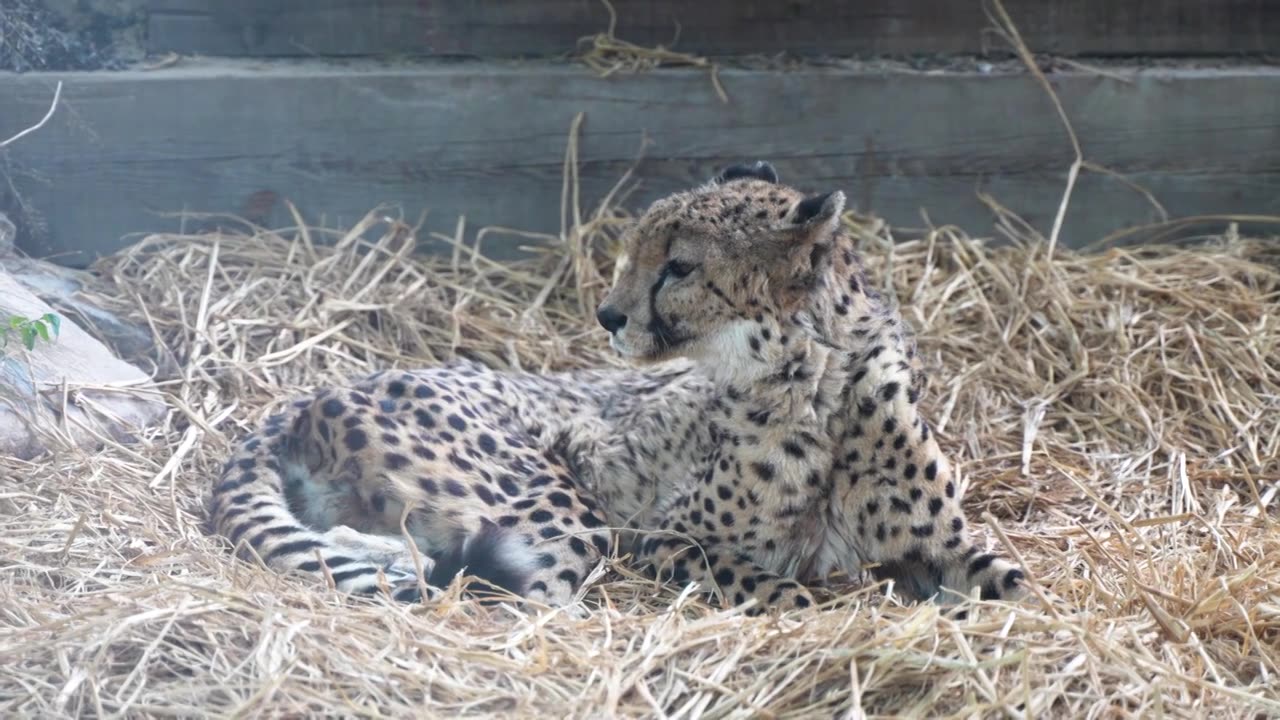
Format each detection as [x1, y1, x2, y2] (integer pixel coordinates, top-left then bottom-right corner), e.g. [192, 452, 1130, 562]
[2, 61, 1277, 267]
[144, 0, 1280, 58]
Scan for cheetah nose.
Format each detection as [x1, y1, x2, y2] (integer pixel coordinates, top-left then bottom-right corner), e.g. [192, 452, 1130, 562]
[596, 305, 628, 334]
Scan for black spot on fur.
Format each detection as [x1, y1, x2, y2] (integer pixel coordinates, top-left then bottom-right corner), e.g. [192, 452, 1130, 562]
[321, 398, 344, 418]
[968, 553, 996, 576]
[588, 534, 609, 556]
[329, 566, 379, 583]
[264, 539, 323, 562]
[344, 429, 367, 451]
[498, 474, 520, 496]
[858, 397, 877, 417]
[1003, 568, 1024, 589]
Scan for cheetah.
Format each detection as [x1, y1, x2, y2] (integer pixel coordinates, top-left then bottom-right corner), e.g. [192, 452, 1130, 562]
[208, 161, 1026, 612]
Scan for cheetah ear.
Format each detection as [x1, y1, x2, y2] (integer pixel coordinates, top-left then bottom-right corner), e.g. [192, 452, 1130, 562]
[786, 191, 845, 231]
[770, 191, 846, 295]
[778, 190, 846, 252]
[713, 161, 780, 185]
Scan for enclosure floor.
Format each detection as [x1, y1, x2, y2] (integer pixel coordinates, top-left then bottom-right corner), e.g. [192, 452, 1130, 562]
[1, 205, 1278, 718]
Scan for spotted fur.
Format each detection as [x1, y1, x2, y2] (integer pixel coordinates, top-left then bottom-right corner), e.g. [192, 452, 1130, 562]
[208, 162, 1026, 612]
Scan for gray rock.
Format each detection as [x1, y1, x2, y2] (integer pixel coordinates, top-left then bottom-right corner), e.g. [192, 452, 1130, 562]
[0, 268, 165, 460]
[0, 255, 179, 377]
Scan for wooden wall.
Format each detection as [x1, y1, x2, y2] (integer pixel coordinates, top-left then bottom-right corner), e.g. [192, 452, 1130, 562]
[143, 0, 1279, 57]
[3, 0, 1277, 265]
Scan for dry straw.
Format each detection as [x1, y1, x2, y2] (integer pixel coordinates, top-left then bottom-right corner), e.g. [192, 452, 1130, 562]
[576, 0, 729, 104]
[2, 148, 1278, 715]
[2, 2, 1279, 708]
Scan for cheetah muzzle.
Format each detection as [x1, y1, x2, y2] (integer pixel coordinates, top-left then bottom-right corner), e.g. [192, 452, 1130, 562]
[208, 162, 1027, 613]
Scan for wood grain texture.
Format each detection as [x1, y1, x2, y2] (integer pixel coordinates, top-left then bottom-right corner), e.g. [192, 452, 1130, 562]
[2, 61, 1277, 267]
[143, 0, 1280, 58]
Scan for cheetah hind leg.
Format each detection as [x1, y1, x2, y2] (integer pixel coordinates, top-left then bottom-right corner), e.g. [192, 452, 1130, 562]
[868, 542, 1026, 610]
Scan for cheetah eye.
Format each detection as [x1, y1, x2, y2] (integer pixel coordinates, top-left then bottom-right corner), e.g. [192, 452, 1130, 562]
[663, 260, 697, 280]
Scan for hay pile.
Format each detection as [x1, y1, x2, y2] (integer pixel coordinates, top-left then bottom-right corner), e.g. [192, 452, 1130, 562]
[2, 179, 1279, 717]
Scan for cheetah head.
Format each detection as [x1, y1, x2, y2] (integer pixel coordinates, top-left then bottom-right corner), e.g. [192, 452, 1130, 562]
[597, 161, 846, 375]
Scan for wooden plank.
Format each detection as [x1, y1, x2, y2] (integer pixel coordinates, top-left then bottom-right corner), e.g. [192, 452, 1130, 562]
[143, 0, 1280, 58]
[1, 60, 1277, 268]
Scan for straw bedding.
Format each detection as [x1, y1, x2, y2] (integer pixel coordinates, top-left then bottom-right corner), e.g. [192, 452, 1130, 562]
[2, 179, 1278, 717]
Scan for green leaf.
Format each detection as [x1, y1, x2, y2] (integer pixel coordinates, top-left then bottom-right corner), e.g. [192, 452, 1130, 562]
[21, 325, 36, 350]
[44, 313, 61, 338]
[34, 321, 50, 343]
[9, 316, 24, 330]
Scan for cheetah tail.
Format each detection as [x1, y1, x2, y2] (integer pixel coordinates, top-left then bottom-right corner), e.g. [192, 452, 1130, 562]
[426, 520, 541, 601]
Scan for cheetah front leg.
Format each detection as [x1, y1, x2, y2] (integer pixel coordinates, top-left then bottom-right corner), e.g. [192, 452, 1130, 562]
[637, 514, 815, 614]
[836, 341, 1026, 605]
